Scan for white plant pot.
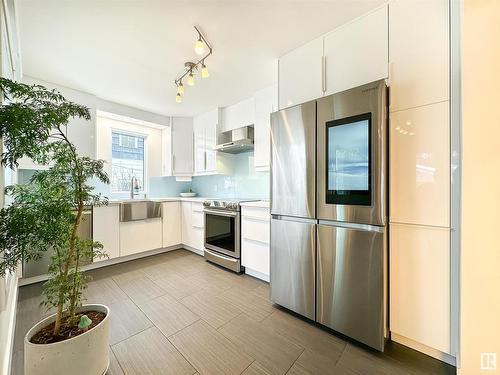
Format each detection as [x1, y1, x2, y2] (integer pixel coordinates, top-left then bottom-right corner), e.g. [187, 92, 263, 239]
[24, 304, 110, 375]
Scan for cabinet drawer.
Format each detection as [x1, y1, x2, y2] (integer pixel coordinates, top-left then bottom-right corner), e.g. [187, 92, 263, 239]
[242, 217, 270, 244]
[241, 206, 270, 221]
[192, 211, 204, 229]
[242, 238, 270, 277]
[191, 202, 204, 213]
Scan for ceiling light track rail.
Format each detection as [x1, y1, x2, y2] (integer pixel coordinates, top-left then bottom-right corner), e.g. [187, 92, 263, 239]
[174, 25, 213, 103]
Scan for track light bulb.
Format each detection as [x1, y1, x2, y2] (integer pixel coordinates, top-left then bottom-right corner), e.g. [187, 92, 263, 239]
[187, 71, 195, 86]
[176, 93, 182, 103]
[195, 37, 205, 55]
[177, 82, 184, 95]
[201, 63, 209, 78]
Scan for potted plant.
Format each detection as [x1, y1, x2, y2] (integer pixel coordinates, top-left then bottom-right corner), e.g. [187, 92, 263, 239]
[0, 78, 111, 375]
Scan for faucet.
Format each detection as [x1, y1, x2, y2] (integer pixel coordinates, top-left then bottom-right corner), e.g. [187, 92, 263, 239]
[130, 176, 139, 199]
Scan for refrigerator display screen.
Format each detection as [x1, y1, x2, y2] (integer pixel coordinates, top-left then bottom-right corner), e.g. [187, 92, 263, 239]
[326, 113, 371, 206]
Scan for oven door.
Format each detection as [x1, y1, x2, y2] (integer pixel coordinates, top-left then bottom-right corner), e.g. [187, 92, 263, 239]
[204, 209, 240, 258]
[317, 80, 387, 226]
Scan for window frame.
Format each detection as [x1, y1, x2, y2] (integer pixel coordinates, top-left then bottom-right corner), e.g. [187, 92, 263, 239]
[110, 128, 149, 194]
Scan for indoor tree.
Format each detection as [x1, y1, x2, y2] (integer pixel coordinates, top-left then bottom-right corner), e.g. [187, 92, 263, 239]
[0, 78, 109, 338]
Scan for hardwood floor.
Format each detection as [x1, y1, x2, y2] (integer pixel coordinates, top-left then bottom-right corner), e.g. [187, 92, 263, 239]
[12, 249, 456, 375]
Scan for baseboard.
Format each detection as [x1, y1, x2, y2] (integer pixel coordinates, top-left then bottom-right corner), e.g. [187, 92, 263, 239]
[0, 273, 19, 375]
[245, 268, 270, 282]
[19, 244, 185, 286]
[182, 245, 204, 256]
[391, 332, 456, 366]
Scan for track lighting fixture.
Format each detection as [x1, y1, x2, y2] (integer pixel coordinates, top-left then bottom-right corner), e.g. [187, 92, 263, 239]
[173, 26, 213, 103]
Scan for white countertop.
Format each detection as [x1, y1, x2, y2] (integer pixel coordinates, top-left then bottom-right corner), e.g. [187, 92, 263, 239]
[107, 197, 270, 207]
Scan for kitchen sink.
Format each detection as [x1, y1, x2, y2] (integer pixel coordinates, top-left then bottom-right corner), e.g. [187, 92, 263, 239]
[120, 201, 162, 222]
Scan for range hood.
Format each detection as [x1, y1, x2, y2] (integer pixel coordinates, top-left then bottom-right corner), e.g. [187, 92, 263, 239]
[215, 125, 254, 154]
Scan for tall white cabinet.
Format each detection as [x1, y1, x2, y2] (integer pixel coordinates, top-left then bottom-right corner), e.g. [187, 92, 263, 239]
[388, 0, 453, 363]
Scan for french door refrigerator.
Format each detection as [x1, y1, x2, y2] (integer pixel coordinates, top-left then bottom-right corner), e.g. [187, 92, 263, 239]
[270, 80, 388, 351]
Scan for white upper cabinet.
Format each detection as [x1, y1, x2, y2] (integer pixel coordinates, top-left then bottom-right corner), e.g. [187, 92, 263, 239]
[171, 117, 194, 176]
[254, 84, 278, 171]
[161, 126, 172, 176]
[193, 108, 232, 175]
[278, 37, 324, 109]
[222, 97, 255, 132]
[324, 5, 388, 95]
[389, 0, 449, 112]
[390, 102, 450, 228]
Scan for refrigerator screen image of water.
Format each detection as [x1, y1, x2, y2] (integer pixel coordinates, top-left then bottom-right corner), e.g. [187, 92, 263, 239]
[270, 80, 388, 351]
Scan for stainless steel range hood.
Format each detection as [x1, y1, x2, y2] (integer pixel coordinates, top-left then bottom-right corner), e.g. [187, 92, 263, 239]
[215, 125, 254, 154]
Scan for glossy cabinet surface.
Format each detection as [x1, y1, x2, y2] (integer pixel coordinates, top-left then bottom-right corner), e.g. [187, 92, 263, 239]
[93, 205, 120, 261]
[222, 97, 255, 132]
[119, 218, 163, 257]
[324, 6, 388, 95]
[278, 37, 324, 109]
[181, 201, 204, 254]
[390, 102, 450, 227]
[389, 0, 449, 112]
[254, 84, 278, 171]
[162, 202, 181, 248]
[171, 117, 194, 176]
[241, 206, 270, 281]
[390, 223, 450, 354]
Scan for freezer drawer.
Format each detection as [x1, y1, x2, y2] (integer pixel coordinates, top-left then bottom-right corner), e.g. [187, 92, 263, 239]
[270, 216, 315, 320]
[271, 101, 316, 219]
[317, 222, 386, 351]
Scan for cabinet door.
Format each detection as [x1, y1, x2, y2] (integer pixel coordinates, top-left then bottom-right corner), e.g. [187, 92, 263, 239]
[119, 218, 163, 257]
[324, 6, 388, 95]
[390, 102, 450, 227]
[161, 127, 172, 176]
[205, 119, 218, 173]
[254, 84, 278, 171]
[222, 97, 255, 132]
[93, 205, 120, 261]
[193, 117, 206, 174]
[162, 202, 181, 248]
[171, 117, 194, 176]
[278, 37, 324, 109]
[181, 202, 192, 247]
[390, 223, 450, 354]
[389, 0, 449, 111]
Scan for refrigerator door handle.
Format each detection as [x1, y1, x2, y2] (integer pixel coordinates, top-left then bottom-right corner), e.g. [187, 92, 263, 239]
[318, 219, 385, 233]
[271, 214, 317, 225]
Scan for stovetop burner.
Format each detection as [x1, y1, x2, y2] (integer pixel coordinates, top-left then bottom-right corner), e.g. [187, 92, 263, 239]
[202, 199, 257, 211]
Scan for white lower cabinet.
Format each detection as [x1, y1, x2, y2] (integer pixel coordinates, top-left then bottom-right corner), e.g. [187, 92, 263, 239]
[93, 205, 120, 261]
[162, 202, 181, 248]
[241, 206, 270, 281]
[181, 201, 204, 254]
[390, 223, 450, 354]
[119, 218, 163, 257]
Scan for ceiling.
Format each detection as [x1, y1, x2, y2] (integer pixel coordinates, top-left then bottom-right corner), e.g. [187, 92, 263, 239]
[17, 0, 386, 117]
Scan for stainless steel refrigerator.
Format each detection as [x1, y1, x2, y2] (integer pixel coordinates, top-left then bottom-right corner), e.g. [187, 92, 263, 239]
[270, 80, 388, 351]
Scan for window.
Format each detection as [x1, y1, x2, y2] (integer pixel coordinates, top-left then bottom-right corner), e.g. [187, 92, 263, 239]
[111, 132, 146, 192]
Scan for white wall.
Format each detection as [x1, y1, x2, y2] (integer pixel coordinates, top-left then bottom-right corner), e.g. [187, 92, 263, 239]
[96, 115, 164, 196]
[459, 0, 500, 373]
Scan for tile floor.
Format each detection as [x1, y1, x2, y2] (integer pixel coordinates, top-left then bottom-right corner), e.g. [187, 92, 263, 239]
[13, 249, 456, 375]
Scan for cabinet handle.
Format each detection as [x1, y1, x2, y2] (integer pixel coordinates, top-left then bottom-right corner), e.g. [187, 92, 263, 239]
[322, 55, 326, 93]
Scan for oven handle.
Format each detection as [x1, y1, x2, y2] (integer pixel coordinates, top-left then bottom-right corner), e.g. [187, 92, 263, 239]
[204, 209, 239, 217]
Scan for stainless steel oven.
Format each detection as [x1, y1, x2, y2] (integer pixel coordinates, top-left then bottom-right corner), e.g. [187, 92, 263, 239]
[203, 200, 244, 273]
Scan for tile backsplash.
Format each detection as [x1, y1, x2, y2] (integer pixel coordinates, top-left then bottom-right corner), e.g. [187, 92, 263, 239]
[89, 151, 269, 200]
